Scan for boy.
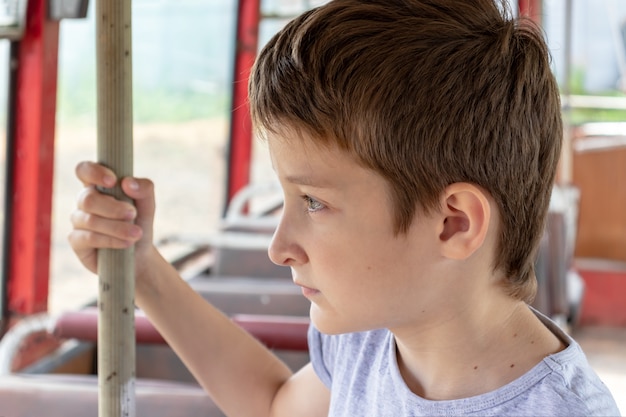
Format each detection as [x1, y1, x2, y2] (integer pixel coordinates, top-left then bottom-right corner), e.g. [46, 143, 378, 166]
[69, 0, 620, 415]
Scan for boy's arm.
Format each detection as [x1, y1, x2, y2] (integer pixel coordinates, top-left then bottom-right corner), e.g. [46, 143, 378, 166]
[69, 161, 330, 417]
[272, 363, 331, 417]
[137, 249, 331, 417]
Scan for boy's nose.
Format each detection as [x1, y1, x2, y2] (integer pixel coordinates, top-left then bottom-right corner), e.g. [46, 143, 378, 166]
[268, 218, 308, 267]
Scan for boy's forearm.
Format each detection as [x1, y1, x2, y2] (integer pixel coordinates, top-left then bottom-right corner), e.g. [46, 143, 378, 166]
[135, 249, 293, 417]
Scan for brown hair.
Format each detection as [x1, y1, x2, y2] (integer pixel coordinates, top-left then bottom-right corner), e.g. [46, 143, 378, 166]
[249, 0, 562, 302]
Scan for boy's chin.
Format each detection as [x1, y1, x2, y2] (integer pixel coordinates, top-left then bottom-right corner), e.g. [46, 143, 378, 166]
[309, 305, 372, 335]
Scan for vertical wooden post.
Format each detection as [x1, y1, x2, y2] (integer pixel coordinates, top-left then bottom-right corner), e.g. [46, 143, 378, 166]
[95, 0, 135, 415]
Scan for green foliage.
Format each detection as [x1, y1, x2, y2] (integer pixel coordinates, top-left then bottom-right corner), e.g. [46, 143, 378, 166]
[56, 69, 97, 126]
[133, 89, 230, 123]
[57, 74, 230, 126]
[562, 66, 626, 125]
[568, 106, 626, 125]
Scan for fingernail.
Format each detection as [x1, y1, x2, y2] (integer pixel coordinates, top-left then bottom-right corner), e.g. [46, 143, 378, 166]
[129, 226, 142, 238]
[103, 175, 116, 187]
[125, 208, 137, 220]
[128, 179, 139, 191]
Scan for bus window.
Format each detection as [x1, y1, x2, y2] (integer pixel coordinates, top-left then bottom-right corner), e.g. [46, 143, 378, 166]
[249, 1, 332, 195]
[51, 0, 236, 313]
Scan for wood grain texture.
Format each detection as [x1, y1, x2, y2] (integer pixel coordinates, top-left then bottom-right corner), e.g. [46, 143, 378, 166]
[95, 0, 136, 415]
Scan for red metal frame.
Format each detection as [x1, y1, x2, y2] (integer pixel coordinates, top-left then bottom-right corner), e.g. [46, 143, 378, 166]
[7, 0, 59, 315]
[54, 308, 310, 351]
[518, 0, 542, 24]
[576, 260, 626, 327]
[226, 0, 260, 208]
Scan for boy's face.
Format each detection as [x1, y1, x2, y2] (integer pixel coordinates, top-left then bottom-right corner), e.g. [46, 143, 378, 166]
[267, 128, 451, 335]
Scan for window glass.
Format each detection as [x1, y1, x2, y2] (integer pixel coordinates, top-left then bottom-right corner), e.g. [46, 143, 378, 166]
[249, 1, 331, 196]
[51, 0, 236, 313]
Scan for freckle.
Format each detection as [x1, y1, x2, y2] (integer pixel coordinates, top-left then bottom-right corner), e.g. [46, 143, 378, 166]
[510, 364, 515, 368]
[513, 333, 517, 338]
[473, 366, 478, 370]
[531, 340, 535, 344]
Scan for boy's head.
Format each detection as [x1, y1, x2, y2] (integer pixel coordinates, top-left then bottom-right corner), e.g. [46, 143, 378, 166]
[249, 0, 562, 302]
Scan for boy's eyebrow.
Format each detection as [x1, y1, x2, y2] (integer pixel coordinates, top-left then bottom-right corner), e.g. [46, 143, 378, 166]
[284, 174, 332, 188]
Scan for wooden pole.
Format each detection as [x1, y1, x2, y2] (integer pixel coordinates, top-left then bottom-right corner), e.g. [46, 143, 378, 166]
[95, 0, 135, 415]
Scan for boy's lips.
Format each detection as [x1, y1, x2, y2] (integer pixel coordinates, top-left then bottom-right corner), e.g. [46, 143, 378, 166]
[295, 282, 320, 298]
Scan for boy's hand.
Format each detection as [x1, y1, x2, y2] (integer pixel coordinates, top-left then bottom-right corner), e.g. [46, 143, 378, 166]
[68, 161, 156, 275]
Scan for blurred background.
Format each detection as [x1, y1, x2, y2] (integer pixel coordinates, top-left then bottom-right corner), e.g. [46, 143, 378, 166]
[0, 0, 624, 414]
[0, 0, 624, 312]
[41, 0, 626, 313]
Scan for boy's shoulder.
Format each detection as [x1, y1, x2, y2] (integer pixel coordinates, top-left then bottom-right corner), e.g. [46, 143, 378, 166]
[307, 313, 620, 416]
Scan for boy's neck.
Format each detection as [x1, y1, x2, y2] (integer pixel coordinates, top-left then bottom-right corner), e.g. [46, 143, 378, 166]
[391, 298, 566, 400]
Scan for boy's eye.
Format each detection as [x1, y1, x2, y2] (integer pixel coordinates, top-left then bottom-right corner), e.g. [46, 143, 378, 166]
[302, 195, 325, 213]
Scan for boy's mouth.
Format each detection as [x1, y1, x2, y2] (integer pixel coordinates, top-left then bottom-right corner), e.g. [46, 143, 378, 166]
[295, 282, 320, 298]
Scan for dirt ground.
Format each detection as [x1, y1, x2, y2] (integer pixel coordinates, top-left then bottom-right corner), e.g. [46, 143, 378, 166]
[48, 117, 273, 314]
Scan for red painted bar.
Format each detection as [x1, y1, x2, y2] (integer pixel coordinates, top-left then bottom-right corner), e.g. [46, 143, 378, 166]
[231, 313, 310, 351]
[518, 0, 542, 24]
[226, 0, 260, 207]
[54, 308, 310, 351]
[576, 259, 626, 327]
[7, 0, 59, 314]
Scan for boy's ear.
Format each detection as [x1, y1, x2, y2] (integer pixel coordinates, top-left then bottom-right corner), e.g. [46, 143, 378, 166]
[437, 183, 491, 260]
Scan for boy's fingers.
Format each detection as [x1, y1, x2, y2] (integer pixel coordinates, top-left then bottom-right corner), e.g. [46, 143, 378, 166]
[68, 229, 136, 275]
[75, 161, 117, 188]
[69, 229, 136, 250]
[120, 177, 153, 199]
[120, 177, 155, 220]
[70, 210, 142, 243]
[77, 186, 137, 221]
[120, 177, 155, 243]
